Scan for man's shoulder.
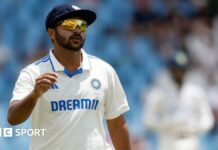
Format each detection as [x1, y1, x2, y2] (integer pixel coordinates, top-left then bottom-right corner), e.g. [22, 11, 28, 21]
[183, 82, 206, 95]
[22, 55, 50, 72]
[87, 54, 104, 63]
[87, 54, 114, 71]
[33, 54, 50, 65]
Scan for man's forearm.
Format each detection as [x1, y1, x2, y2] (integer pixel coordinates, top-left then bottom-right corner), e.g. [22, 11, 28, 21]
[107, 116, 132, 150]
[7, 91, 39, 125]
[8, 72, 57, 125]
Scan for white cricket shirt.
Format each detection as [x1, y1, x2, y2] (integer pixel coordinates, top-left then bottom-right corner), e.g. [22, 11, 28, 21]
[144, 70, 214, 150]
[11, 49, 129, 150]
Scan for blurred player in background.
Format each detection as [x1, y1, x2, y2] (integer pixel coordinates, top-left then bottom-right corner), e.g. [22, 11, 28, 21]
[143, 51, 214, 150]
[7, 3, 131, 150]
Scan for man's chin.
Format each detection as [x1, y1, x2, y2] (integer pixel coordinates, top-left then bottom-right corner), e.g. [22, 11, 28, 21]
[68, 46, 82, 51]
[64, 40, 84, 51]
[70, 48, 81, 52]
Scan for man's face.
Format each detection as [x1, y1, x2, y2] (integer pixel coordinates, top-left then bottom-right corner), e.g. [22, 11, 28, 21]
[170, 67, 186, 85]
[53, 19, 86, 51]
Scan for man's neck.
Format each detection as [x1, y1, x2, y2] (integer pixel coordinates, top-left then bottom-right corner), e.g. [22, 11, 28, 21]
[52, 47, 82, 73]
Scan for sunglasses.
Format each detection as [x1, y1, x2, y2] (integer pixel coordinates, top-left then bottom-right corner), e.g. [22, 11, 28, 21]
[59, 19, 87, 32]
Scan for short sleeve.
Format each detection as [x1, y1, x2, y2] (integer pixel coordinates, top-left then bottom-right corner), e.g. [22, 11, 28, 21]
[10, 67, 35, 103]
[104, 68, 129, 120]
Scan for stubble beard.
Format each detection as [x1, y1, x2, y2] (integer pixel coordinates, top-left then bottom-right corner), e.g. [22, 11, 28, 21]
[54, 29, 85, 52]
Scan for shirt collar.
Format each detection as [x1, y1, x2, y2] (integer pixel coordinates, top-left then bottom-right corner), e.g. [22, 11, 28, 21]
[81, 49, 91, 71]
[49, 48, 91, 72]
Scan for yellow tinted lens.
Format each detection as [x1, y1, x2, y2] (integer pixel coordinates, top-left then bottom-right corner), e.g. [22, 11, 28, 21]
[79, 22, 87, 32]
[60, 19, 87, 32]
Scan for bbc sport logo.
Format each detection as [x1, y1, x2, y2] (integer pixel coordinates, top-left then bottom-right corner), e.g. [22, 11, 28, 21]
[0, 128, 13, 137]
[0, 128, 46, 137]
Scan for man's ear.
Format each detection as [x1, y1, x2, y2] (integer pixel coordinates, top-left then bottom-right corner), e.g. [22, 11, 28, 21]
[47, 28, 55, 39]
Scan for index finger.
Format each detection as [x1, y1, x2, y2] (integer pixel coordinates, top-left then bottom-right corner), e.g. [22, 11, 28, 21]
[43, 72, 58, 77]
[37, 72, 58, 82]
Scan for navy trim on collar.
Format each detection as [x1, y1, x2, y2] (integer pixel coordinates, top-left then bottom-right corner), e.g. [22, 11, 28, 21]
[64, 68, 83, 78]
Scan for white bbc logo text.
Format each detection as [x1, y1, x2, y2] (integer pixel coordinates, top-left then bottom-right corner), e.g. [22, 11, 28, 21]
[0, 128, 13, 137]
[0, 128, 46, 137]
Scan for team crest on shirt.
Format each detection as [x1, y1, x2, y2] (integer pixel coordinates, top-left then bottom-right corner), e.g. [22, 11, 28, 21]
[91, 79, 101, 90]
